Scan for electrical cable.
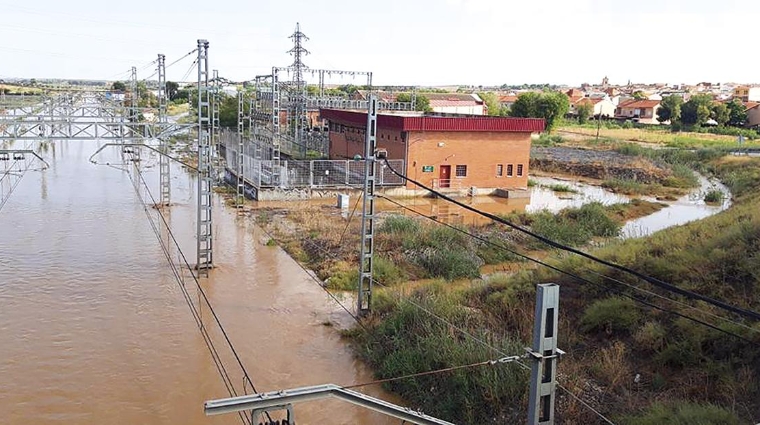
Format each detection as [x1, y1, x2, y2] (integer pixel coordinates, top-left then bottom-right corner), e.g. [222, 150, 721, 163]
[127, 163, 250, 425]
[381, 158, 760, 322]
[167, 49, 198, 69]
[340, 354, 524, 390]
[377, 195, 760, 346]
[180, 59, 199, 85]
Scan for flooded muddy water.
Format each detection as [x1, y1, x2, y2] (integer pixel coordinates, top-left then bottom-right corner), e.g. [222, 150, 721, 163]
[0, 140, 396, 425]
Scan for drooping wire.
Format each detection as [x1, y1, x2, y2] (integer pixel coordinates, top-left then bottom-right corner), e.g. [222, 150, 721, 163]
[381, 158, 760, 322]
[377, 194, 760, 346]
[128, 163, 251, 425]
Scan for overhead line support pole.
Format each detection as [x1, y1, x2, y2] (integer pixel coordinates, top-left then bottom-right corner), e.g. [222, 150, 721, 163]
[196, 39, 213, 277]
[357, 95, 378, 315]
[157, 53, 171, 206]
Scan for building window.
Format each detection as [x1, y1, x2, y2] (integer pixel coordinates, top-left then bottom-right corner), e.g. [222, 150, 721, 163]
[507, 164, 514, 177]
[496, 164, 503, 177]
[517, 164, 524, 176]
[455, 165, 467, 177]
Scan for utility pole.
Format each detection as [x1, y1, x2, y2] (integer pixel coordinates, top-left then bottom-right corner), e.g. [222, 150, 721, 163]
[236, 91, 245, 209]
[357, 95, 378, 315]
[271, 67, 281, 186]
[157, 53, 171, 207]
[196, 39, 213, 277]
[211, 69, 221, 168]
[129, 66, 140, 163]
[527, 283, 561, 425]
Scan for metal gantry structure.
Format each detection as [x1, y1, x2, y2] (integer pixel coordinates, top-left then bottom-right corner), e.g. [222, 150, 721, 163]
[196, 39, 214, 277]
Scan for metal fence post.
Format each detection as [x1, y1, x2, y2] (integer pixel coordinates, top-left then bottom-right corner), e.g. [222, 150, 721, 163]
[528, 283, 561, 425]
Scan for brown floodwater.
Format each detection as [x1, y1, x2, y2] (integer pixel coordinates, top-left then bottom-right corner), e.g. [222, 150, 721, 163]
[0, 139, 397, 425]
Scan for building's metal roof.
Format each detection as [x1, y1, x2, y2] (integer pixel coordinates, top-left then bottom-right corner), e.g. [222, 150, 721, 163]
[320, 109, 545, 133]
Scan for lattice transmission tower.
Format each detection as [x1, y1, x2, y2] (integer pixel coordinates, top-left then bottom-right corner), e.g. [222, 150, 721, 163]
[287, 22, 310, 157]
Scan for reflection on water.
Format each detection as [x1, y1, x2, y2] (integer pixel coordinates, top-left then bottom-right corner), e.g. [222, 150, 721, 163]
[257, 172, 732, 241]
[0, 140, 396, 425]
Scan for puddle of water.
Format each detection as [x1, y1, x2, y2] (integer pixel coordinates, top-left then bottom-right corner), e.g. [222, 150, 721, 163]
[622, 174, 731, 238]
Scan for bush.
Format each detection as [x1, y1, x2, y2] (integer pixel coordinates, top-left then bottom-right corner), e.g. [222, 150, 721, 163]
[543, 183, 578, 193]
[622, 402, 740, 425]
[416, 247, 482, 280]
[373, 255, 407, 286]
[703, 189, 724, 203]
[565, 202, 621, 238]
[381, 214, 421, 235]
[663, 163, 699, 188]
[580, 297, 640, 334]
[476, 237, 522, 265]
[353, 292, 528, 424]
[633, 321, 667, 352]
[535, 133, 565, 146]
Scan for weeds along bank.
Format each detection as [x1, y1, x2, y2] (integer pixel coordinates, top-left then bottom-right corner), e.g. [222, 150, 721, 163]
[248, 150, 760, 424]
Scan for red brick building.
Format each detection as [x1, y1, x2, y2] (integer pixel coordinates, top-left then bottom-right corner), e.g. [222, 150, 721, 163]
[320, 109, 545, 194]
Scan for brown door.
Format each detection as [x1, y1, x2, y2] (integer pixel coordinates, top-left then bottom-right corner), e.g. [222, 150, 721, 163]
[439, 165, 451, 188]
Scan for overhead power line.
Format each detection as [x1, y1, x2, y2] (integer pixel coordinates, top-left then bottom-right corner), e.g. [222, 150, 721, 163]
[381, 159, 760, 323]
[377, 195, 760, 347]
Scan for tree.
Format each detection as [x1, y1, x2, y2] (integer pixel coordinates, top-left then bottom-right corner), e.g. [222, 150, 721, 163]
[510, 91, 569, 132]
[681, 94, 713, 126]
[218, 94, 239, 127]
[111, 81, 126, 91]
[509, 92, 540, 118]
[657, 95, 683, 124]
[576, 101, 593, 124]
[166, 81, 179, 100]
[632, 91, 647, 100]
[396, 93, 432, 112]
[478, 92, 507, 116]
[711, 102, 730, 126]
[727, 98, 747, 127]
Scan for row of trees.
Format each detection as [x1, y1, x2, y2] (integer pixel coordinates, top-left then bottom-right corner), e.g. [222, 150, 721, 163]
[658, 94, 747, 127]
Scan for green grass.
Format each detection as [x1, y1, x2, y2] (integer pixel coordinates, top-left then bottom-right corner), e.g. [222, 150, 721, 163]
[542, 183, 578, 193]
[703, 189, 724, 203]
[602, 178, 661, 196]
[351, 286, 528, 424]
[621, 402, 740, 425]
[353, 154, 760, 424]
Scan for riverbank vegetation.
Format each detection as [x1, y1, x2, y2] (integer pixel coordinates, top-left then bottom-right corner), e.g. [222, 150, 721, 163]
[243, 137, 760, 423]
[345, 153, 760, 424]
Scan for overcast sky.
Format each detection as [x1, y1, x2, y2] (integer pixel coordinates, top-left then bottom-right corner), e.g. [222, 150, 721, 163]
[2, 0, 758, 87]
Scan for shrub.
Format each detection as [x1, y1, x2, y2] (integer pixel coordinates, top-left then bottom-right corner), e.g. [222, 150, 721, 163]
[633, 321, 667, 352]
[416, 247, 482, 280]
[544, 183, 578, 193]
[663, 163, 699, 188]
[476, 237, 522, 265]
[602, 178, 659, 195]
[580, 297, 640, 334]
[535, 133, 565, 146]
[352, 292, 528, 424]
[531, 211, 591, 247]
[373, 255, 407, 286]
[703, 189, 724, 203]
[622, 402, 740, 425]
[380, 214, 421, 235]
[565, 202, 620, 238]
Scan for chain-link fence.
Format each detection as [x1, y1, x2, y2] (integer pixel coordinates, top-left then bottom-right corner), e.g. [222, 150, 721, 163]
[223, 129, 404, 189]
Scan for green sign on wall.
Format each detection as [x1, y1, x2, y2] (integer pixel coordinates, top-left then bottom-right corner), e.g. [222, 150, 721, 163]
[422, 165, 434, 173]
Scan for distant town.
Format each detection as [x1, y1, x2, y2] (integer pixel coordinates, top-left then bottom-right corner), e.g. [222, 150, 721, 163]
[3, 76, 759, 130]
